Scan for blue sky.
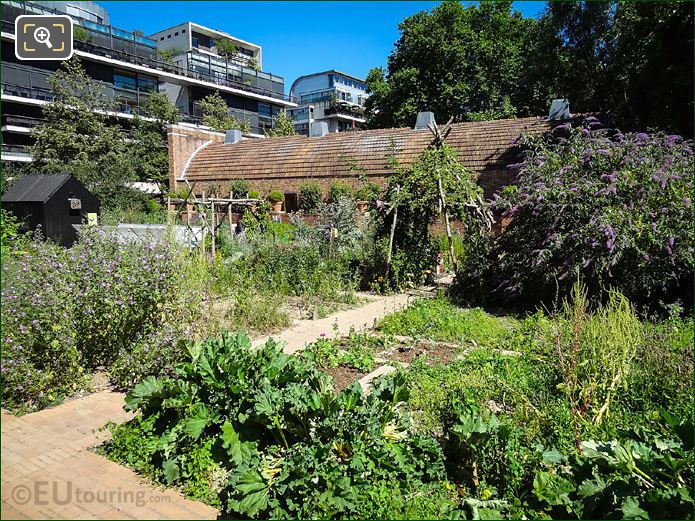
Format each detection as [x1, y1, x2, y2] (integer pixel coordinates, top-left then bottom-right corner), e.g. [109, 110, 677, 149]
[100, 1, 547, 90]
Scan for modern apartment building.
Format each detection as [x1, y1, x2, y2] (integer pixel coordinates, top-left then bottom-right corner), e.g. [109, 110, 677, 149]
[1, 1, 297, 163]
[288, 70, 368, 135]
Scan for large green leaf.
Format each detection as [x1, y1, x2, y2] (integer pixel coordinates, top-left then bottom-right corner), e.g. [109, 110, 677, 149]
[221, 421, 243, 463]
[621, 496, 649, 520]
[124, 376, 165, 411]
[162, 458, 180, 484]
[228, 470, 270, 518]
[221, 420, 257, 465]
[183, 403, 211, 440]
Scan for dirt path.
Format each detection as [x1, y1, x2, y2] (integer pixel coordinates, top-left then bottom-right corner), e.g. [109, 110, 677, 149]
[254, 291, 419, 354]
[1, 289, 424, 520]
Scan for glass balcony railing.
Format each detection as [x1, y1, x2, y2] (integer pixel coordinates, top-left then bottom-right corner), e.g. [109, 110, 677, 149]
[2, 114, 45, 127]
[1, 61, 272, 135]
[1, 143, 32, 158]
[1, 2, 296, 103]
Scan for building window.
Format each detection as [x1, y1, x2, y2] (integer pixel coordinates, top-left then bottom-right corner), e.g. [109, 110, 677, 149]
[174, 31, 179, 36]
[114, 70, 137, 91]
[167, 34, 171, 39]
[160, 37, 164, 41]
[258, 103, 271, 117]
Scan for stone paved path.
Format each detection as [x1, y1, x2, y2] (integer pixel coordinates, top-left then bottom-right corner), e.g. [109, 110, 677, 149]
[1, 290, 424, 520]
[1, 392, 218, 520]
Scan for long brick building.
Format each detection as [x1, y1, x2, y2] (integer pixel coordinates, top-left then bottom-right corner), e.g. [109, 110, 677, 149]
[167, 113, 562, 211]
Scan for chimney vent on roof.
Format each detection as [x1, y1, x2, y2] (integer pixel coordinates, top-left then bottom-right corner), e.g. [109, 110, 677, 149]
[549, 99, 571, 121]
[224, 129, 243, 144]
[414, 111, 436, 130]
[309, 121, 328, 138]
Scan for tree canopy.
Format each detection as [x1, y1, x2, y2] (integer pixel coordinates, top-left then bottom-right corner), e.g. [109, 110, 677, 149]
[365, 1, 694, 136]
[200, 91, 251, 133]
[30, 58, 137, 208]
[265, 111, 297, 137]
[365, 1, 534, 129]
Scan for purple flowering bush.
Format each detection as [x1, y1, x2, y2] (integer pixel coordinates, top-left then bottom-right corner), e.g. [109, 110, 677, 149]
[456, 121, 693, 311]
[2, 229, 201, 411]
[2, 241, 86, 410]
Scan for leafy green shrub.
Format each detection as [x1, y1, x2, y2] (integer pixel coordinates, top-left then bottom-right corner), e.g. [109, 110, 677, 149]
[627, 316, 693, 420]
[1, 242, 87, 411]
[1, 209, 30, 259]
[1, 230, 202, 410]
[298, 181, 322, 212]
[229, 179, 250, 199]
[531, 415, 694, 519]
[459, 123, 694, 313]
[104, 332, 448, 518]
[355, 182, 382, 203]
[327, 180, 353, 203]
[248, 190, 261, 199]
[267, 190, 284, 204]
[553, 282, 643, 430]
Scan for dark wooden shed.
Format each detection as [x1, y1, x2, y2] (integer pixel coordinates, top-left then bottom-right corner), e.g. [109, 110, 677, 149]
[2, 174, 99, 246]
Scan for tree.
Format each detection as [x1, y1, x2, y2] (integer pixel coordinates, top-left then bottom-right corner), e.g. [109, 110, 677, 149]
[522, 1, 693, 136]
[30, 58, 137, 209]
[364, 2, 537, 128]
[130, 91, 180, 185]
[200, 91, 251, 133]
[157, 48, 186, 65]
[609, 2, 693, 135]
[264, 111, 297, 137]
[215, 39, 239, 63]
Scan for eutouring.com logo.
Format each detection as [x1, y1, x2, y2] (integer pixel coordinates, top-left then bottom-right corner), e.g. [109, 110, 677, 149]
[10, 481, 171, 508]
[15, 14, 74, 61]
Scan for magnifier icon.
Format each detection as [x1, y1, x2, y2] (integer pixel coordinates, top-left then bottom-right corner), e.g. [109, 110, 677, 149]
[34, 26, 53, 49]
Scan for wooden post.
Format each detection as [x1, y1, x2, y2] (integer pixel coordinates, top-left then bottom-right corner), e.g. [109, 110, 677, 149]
[437, 173, 457, 272]
[386, 185, 400, 272]
[228, 202, 233, 235]
[210, 201, 216, 257]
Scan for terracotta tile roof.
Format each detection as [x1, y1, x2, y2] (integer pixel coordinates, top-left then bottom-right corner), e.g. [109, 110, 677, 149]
[183, 116, 557, 195]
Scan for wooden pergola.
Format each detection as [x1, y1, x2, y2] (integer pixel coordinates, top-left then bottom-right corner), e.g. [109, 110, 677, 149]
[167, 180, 263, 255]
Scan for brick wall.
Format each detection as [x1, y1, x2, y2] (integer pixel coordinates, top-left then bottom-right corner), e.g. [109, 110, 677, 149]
[167, 125, 225, 193]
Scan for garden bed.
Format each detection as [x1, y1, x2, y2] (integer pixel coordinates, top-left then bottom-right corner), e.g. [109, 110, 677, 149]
[322, 364, 371, 392]
[376, 338, 462, 364]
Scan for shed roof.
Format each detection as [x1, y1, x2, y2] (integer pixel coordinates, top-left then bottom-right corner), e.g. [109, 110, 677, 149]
[2, 174, 73, 203]
[183, 116, 558, 193]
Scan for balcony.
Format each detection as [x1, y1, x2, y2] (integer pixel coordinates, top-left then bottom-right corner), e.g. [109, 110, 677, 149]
[2, 114, 45, 134]
[323, 102, 366, 120]
[1, 144, 32, 162]
[2, 62, 151, 116]
[1, 3, 295, 104]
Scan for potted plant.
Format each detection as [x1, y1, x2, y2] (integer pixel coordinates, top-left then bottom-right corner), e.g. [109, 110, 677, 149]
[355, 182, 380, 213]
[248, 190, 261, 211]
[268, 190, 285, 212]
